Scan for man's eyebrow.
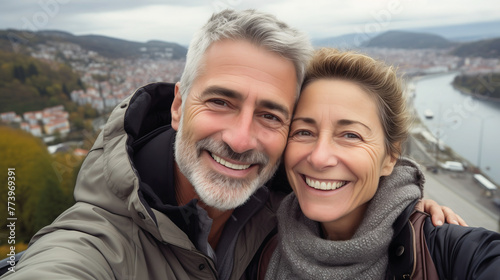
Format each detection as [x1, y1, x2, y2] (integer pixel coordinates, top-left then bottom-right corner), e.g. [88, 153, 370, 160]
[258, 100, 290, 120]
[201, 86, 243, 100]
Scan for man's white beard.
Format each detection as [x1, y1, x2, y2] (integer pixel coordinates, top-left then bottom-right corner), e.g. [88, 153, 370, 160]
[174, 119, 280, 211]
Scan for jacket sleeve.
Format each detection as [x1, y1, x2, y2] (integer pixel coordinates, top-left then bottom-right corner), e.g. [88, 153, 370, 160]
[424, 218, 500, 279]
[0, 229, 117, 280]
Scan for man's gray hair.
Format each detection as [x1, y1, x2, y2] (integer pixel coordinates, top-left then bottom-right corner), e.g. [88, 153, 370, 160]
[178, 9, 313, 102]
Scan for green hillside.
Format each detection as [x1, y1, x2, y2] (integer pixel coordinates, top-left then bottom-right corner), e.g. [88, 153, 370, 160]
[453, 73, 500, 101]
[0, 29, 187, 59]
[451, 38, 500, 58]
[0, 126, 78, 242]
[0, 50, 84, 114]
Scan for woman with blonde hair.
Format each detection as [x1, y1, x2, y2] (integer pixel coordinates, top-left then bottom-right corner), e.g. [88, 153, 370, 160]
[264, 48, 500, 279]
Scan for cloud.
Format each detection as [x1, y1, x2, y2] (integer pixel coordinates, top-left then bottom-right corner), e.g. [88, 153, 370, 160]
[0, 0, 499, 44]
[66, 4, 211, 44]
[1, 0, 214, 44]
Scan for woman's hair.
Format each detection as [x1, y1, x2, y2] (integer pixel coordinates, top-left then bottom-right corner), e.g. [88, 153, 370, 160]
[302, 48, 411, 158]
[178, 9, 313, 103]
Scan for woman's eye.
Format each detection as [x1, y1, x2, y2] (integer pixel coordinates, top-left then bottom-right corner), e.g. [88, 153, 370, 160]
[344, 133, 360, 139]
[290, 130, 312, 137]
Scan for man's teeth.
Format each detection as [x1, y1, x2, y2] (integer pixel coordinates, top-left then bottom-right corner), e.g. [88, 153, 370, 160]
[211, 154, 251, 170]
[305, 177, 347, 190]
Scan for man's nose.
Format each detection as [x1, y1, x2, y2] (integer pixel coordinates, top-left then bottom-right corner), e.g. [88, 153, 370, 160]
[221, 111, 258, 154]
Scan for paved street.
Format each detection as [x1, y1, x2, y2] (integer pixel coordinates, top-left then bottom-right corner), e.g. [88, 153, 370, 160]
[422, 169, 500, 232]
[406, 135, 500, 232]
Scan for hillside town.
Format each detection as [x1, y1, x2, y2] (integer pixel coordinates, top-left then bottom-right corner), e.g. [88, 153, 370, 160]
[31, 41, 186, 112]
[32, 41, 500, 115]
[1, 105, 69, 137]
[1, 40, 185, 140]
[1, 39, 499, 139]
[363, 47, 500, 75]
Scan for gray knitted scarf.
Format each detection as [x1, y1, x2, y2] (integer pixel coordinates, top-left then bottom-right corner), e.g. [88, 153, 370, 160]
[265, 158, 424, 280]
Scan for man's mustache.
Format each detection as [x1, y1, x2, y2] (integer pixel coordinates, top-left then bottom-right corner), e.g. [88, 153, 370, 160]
[196, 138, 269, 167]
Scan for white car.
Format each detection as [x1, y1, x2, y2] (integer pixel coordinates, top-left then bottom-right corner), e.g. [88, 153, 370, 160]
[440, 161, 465, 172]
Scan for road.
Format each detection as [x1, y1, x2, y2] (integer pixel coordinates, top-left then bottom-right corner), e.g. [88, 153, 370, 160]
[406, 135, 500, 232]
[422, 169, 500, 232]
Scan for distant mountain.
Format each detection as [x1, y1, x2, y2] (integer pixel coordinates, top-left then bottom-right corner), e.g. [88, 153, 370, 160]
[312, 20, 500, 48]
[451, 37, 500, 58]
[362, 31, 455, 49]
[312, 33, 368, 49]
[409, 20, 500, 42]
[0, 29, 187, 60]
[312, 30, 500, 59]
[313, 30, 455, 49]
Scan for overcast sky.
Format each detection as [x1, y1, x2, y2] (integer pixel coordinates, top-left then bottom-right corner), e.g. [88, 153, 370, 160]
[1, 0, 499, 46]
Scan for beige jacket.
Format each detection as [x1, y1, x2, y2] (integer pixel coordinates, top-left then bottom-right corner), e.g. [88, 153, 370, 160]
[1, 83, 282, 280]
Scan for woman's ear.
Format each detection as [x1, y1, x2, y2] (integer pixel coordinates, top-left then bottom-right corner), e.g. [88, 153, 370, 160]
[381, 141, 403, 176]
[381, 154, 398, 176]
[171, 82, 183, 131]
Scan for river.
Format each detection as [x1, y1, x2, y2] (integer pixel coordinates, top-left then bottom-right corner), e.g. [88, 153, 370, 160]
[412, 72, 500, 186]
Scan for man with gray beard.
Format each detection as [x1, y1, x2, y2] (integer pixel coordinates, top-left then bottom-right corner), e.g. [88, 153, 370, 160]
[1, 9, 462, 280]
[1, 9, 313, 280]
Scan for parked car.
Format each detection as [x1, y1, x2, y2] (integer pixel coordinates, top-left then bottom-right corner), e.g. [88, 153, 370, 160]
[440, 161, 465, 172]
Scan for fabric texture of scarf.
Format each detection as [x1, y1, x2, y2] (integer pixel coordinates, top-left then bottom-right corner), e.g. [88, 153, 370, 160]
[265, 158, 424, 280]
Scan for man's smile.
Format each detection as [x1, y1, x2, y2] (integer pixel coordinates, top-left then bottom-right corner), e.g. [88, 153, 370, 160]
[210, 153, 252, 170]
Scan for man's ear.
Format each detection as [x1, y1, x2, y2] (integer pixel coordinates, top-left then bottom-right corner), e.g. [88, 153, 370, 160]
[171, 82, 183, 131]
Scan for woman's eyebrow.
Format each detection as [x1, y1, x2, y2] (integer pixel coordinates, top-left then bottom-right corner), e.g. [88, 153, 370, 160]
[291, 117, 371, 132]
[291, 117, 316, 125]
[337, 119, 371, 131]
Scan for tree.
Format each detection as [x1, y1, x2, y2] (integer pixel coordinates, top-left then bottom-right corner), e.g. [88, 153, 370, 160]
[13, 65, 25, 82]
[51, 151, 83, 198]
[33, 184, 68, 232]
[27, 63, 38, 77]
[0, 50, 84, 114]
[453, 74, 500, 100]
[62, 83, 69, 97]
[0, 126, 64, 242]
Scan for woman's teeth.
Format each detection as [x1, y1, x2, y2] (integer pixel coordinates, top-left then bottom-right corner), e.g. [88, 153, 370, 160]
[305, 177, 347, 190]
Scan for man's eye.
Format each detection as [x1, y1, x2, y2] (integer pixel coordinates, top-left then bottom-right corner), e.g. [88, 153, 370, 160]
[262, 113, 280, 122]
[209, 99, 228, 107]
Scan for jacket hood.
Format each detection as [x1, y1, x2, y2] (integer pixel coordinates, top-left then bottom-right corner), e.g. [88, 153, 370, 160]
[73, 83, 180, 242]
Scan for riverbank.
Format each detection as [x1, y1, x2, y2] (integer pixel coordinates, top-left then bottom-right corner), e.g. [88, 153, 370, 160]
[407, 99, 495, 176]
[406, 111, 471, 170]
[408, 71, 500, 103]
[452, 83, 500, 103]
[408, 71, 500, 185]
[405, 98, 500, 210]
